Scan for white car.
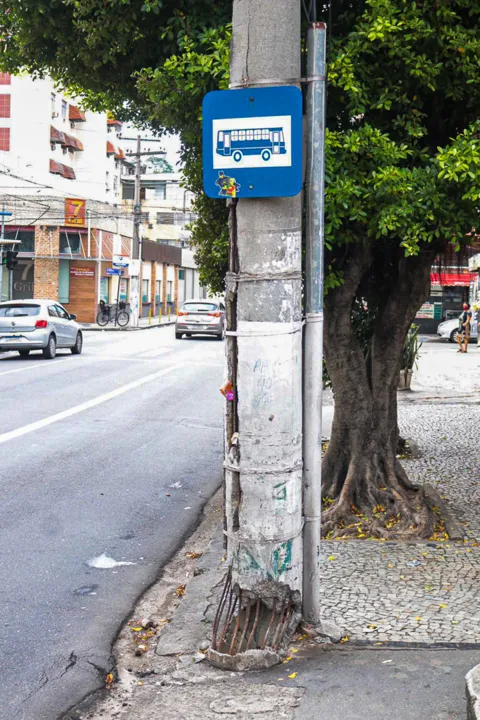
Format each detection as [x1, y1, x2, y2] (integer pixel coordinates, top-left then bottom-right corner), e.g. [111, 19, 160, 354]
[437, 317, 478, 343]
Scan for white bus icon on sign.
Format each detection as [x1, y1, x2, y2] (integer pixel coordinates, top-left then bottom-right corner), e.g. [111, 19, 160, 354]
[216, 127, 287, 163]
[212, 116, 292, 170]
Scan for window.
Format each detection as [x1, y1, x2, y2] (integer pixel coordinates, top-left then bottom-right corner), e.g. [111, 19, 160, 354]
[0, 128, 10, 152]
[3, 230, 34, 252]
[0, 73, 11, 85]
[232, 131, 238, 141]
[51, 92, 56, 116]
[55, 304, 69, 319]
[48, 306, 58, 318]
[254, 129, 261, 140]
[179, 269, 185, 280]
[122, 184, 134, 200]
[0, 94, 10, 119]
[100, 277, 109, 303]
[119, 278, 128, 301]
[155, 279, 161, 302]
[262, 129, 269, 140]
[142, 279, 149, 303]
[0, 304, 40, 317]
[62, 100, 67, 121]
[246, 130, 253, 140]
[60, 232, 82, 254]
[167, 280, 172, 302]
[59, 259, 70, 304]
[154, 182, 166, 200]
[182, 302, 217, 313]
[218, 131, 224, 142]
[113, 176, 118, 193]
[239, 130, 245, 141]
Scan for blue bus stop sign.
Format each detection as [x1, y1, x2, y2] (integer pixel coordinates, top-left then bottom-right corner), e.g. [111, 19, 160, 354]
[203, 86, 303, 199]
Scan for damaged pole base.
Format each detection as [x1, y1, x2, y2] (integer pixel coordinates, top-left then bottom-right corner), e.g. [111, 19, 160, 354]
[301, 619, 345, 644]
[208, 567, 302, 671]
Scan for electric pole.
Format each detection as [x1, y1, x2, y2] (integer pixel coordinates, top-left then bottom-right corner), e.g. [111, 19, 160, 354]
[225, 0, 303, 600]
[134, 134, 142, 262]
[120, 134, 166, 327]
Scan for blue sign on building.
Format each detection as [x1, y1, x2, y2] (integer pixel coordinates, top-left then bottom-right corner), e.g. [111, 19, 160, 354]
[203, 86, 303, 199]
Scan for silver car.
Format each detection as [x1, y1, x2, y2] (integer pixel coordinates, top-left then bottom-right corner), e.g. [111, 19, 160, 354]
[175, 299, 226, 340]
[0, 299, 83, 359]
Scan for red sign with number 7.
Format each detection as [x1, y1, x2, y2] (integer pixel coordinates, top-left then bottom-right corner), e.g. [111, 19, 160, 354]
[65, 197, 86, 227]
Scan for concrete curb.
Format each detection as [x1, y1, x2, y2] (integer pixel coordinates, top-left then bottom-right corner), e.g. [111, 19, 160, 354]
[81, 321, 176, 332]
[466, 663, 480, 719]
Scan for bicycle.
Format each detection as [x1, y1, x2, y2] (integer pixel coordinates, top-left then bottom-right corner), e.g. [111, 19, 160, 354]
[96, 300, 130, 328]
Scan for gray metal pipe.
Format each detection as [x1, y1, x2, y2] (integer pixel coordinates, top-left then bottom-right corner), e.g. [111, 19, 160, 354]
[303, 22, 327, 625]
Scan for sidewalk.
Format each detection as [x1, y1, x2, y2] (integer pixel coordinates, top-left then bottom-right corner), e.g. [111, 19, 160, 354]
[81, 316, 177, 332]
[69, 341, 479, 720]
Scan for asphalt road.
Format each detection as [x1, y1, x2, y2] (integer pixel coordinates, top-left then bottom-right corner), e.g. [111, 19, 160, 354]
[0, 327, 224, 720]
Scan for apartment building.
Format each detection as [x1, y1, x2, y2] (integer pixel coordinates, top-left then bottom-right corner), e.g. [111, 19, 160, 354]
[0, 72, 135, 320]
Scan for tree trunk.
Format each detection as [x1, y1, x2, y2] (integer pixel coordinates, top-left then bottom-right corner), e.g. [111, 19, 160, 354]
[322, 245, 437, 539]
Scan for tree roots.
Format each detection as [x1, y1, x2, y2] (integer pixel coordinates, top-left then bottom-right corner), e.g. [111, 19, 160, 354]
[321, 452, 437, 541]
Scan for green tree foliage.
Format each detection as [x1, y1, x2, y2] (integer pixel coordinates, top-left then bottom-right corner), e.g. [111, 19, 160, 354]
[148, 156, 174, 174]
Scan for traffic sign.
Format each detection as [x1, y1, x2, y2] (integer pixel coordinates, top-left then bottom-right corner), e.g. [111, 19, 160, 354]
[202, 86, 303, 199]
[113, 254, 130, 267]
[106, 268, 124, 276]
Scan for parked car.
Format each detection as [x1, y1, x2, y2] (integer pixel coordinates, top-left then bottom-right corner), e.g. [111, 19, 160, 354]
[175, 299, 226, 340]
[0, 299, 83, 359]
[437, 316, 478, 343]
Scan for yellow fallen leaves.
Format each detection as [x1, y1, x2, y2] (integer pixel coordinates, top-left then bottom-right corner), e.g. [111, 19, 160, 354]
[105, 673, 115, 689]
[185, 551, 203, 559]
[415, 617, 422, 622]
[327, 556, 336, 561]
[288, 672, 297, 679]
[175, 584, 186, 597]
[439, 604, 448, 609]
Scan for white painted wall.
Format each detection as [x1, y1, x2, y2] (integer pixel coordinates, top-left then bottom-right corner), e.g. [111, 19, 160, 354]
[0, 75, 122, 203]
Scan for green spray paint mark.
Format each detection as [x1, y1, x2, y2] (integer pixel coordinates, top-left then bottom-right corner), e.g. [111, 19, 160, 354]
[273, 482, 287, 501]
[271, 540, 293, 578]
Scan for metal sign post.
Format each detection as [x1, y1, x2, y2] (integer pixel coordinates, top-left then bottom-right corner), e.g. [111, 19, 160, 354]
[303, 22, 327, 625]
[0, 207, 13, 302]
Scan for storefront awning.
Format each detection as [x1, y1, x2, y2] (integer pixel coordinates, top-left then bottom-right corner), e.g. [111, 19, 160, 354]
[106, 140, 117, 155]
[430, 272, 477, 287]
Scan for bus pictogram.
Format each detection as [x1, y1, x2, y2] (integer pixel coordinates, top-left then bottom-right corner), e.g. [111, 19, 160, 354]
[216, 127, 286, 163]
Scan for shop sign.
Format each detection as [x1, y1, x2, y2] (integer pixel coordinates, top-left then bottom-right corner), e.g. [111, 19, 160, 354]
[65, 198, 87, 227]
[70, 266, 94, 277]
[416, 302, 443, 320]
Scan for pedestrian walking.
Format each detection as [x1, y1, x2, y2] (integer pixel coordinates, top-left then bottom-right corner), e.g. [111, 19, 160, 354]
[456, 302, 472, 353]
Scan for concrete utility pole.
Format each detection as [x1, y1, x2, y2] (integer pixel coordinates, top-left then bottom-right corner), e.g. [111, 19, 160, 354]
[120, 135, 166, 327]
[225, 0, 303, 600]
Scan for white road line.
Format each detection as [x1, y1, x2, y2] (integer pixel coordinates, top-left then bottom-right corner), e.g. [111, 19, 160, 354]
[0, 363, 187, 445]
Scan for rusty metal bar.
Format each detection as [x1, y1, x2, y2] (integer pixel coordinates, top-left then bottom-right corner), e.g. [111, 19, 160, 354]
[228, 589, 243, 655]
[246, 598, 261, 651]
[275, 600, 293, 650]
[238, 600, 252, 653]
[262, 597, 277, 649]
[270, 597, 286, 649]
[218, 594, 237, 654]
[211, 568, 232, 650]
